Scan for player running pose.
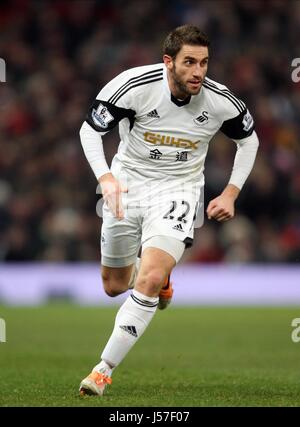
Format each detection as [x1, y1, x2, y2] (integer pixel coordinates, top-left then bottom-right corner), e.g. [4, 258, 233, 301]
[79, 25, 259, 396]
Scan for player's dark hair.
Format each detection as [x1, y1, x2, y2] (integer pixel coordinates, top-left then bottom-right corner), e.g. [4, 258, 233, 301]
[163, 25, 210, 58]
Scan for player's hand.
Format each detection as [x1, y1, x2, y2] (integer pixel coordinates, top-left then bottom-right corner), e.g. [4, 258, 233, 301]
[99, 173, 128, 220]
[206, 184, 240, 222]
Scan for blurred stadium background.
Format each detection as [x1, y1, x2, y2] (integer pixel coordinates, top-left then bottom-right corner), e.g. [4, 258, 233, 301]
[0, 0, 299, 304]
[0, 0, 300, 407]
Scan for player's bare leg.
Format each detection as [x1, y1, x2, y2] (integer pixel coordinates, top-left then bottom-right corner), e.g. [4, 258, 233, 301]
[102, 257, 172, 307]
[134, 247, 175, 296]
[101, 264, 134, 297]
[136, 248, 174, 309]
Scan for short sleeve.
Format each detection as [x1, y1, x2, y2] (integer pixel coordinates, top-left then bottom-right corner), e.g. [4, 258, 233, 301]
[220, 108, 255, 140]
[85, 70, 136, 133]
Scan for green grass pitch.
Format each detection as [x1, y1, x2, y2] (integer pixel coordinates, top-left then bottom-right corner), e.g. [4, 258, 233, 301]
[1, 304, 300, 407]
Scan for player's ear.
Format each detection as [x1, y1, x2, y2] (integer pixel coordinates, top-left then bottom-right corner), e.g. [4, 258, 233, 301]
[163, 54, 173, 70]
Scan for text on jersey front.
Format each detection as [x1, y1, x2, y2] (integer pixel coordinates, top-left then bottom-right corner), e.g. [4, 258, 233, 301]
[144, 132, 200, 149]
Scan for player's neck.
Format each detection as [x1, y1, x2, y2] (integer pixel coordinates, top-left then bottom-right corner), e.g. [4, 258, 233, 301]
[167, 72, 189, 101]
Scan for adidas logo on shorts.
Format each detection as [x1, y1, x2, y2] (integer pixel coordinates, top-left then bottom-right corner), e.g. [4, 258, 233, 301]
[147, 109, 160, 119]
[172, 223, 184, 232]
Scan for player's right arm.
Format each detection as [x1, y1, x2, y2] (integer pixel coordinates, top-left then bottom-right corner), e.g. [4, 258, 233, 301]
[79, 70, 136, 219]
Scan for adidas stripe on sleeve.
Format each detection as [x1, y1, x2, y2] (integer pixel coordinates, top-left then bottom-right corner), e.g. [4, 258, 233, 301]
[203, 78, 254, 139]
[80, 65, 164, 179]
[202, 77, 257, 189]
[85, 66, 164, 133]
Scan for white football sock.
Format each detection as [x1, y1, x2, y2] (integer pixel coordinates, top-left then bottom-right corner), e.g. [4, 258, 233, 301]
[101, 289, 158, 367]
[128, 257, 141, 289]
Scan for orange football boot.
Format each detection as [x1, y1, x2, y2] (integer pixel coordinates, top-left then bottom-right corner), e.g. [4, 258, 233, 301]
[79, 371, 112, 396]
[158, 274, 173, 310]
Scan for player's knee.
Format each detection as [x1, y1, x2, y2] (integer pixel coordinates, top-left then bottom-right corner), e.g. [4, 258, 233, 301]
[136, 269, 165, 295]
[101, 271, 127, 297]
[104, 286, 121, 297]
[102, 280, 124, 297]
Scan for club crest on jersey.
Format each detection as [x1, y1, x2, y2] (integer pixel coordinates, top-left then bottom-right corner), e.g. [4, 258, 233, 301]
[92, 103, 114, 128]
[194, 111, 209, 126]
[242, 110, 254, 132]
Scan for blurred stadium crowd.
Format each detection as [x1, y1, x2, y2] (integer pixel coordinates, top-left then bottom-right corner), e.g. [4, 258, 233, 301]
[0, 0, 299, 263]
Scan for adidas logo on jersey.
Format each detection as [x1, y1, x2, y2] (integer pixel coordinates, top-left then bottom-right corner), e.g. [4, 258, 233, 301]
[147, 109, 160, 119]
[194, 111, 209, 125]
[172, 223, 184, 232]
[120, 325, 138, 337]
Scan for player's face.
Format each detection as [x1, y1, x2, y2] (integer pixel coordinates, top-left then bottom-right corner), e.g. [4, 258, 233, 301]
[164, 44, 209, 99]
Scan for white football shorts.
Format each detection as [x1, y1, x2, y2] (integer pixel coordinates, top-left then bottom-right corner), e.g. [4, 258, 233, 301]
[100, 168, 204, 267]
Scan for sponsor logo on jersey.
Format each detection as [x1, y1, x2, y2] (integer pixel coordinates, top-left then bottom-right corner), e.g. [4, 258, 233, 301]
[144, 132, 200, 150]
[194, 111, 209, 125]
[242, 110, 254, 132]
[147, 109, 160, 118]
[149, 148, 162, 160]
[92, 103, 114, 128]
[175, 151, 188, 162]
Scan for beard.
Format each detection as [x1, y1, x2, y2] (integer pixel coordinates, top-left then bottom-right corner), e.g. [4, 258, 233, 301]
[171, 64, 202, 98]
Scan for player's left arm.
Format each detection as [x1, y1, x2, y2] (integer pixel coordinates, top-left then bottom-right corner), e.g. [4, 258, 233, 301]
[207, 108, 259, 222]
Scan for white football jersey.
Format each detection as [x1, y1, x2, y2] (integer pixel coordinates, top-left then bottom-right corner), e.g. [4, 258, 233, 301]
[85, 63, 254, 182]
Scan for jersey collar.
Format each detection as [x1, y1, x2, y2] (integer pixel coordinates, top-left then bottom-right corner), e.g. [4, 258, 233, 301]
[170, 93, 191, 106]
